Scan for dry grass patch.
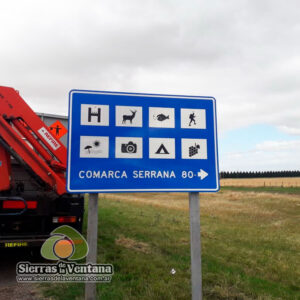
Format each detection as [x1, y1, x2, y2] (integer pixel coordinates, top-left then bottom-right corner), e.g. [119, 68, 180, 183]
[103, 192, 188, 211]
[115, 235, 151, 254]
[104, 190, 300, 224]
[221, 177, 300, 187]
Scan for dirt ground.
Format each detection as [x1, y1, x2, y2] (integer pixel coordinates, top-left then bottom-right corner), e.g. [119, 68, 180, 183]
[0, 248, 43, 300]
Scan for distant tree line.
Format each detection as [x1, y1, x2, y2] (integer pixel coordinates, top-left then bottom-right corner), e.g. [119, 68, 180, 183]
[220, 171, 300, 179]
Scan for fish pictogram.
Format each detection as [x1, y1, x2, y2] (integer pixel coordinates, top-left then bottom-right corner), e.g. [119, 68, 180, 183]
[153, 113, 169, 122]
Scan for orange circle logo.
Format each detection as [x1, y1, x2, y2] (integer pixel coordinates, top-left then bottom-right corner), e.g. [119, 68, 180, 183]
[53, 239, 74, 259]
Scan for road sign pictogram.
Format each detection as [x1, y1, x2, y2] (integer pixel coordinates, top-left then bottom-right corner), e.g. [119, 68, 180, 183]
[49, 120, 68, 139]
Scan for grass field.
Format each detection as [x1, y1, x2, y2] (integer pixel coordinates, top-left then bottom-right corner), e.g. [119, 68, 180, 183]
[41, 187, 300, 299]
[221, 177, 300, 187]
[221, 186, 300, 195]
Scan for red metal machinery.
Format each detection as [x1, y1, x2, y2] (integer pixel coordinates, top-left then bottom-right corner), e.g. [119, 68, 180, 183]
[0, 86, 66, 195]
[0, 146, 11, 191]
[0, 86, 84, 248]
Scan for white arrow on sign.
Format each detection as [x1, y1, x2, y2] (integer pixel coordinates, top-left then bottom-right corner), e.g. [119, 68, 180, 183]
[197, 169, 208, 180]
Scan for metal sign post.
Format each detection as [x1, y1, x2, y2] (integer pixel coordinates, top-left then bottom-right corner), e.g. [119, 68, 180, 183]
[189, 192, 202, 300]
[85, 193, 99, 300]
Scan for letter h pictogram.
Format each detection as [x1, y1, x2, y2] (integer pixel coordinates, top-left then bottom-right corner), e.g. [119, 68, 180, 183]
[88, 107, 101, 123]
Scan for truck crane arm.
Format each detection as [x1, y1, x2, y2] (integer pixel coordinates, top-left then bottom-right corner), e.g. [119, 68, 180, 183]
[0, 86, 67, 195]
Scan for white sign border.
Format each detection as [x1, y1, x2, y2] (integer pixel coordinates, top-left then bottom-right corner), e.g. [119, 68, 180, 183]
[67, 90, 220, 193]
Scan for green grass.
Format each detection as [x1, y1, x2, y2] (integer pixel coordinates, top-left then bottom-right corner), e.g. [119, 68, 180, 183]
[41, 189, 300, 299]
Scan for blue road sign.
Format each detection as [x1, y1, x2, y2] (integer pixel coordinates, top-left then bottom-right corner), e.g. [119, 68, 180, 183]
[67, 90, 219, 193]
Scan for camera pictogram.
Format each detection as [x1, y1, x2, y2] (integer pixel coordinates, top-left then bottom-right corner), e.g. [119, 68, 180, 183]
[121, 141, 137, 153]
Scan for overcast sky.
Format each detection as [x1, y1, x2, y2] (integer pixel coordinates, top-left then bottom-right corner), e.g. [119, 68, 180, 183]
[1, 0, 300, 171]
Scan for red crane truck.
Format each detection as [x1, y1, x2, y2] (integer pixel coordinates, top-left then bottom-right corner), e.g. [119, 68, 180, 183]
[0, 86, 84, 249]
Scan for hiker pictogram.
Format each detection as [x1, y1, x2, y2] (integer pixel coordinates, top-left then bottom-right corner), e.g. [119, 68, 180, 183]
[189, 112, 196, 126]
[180, 108, 206, 129]
[155, 144, 169, 155]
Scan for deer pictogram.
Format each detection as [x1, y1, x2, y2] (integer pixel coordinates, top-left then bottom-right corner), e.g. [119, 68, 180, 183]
[122, 110, 137, 124]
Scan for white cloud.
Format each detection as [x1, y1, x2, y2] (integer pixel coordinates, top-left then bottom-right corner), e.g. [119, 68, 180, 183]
[255, 140, 300, 151]
[277, 125, 300, 136]
[221, 140, 300, 171]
